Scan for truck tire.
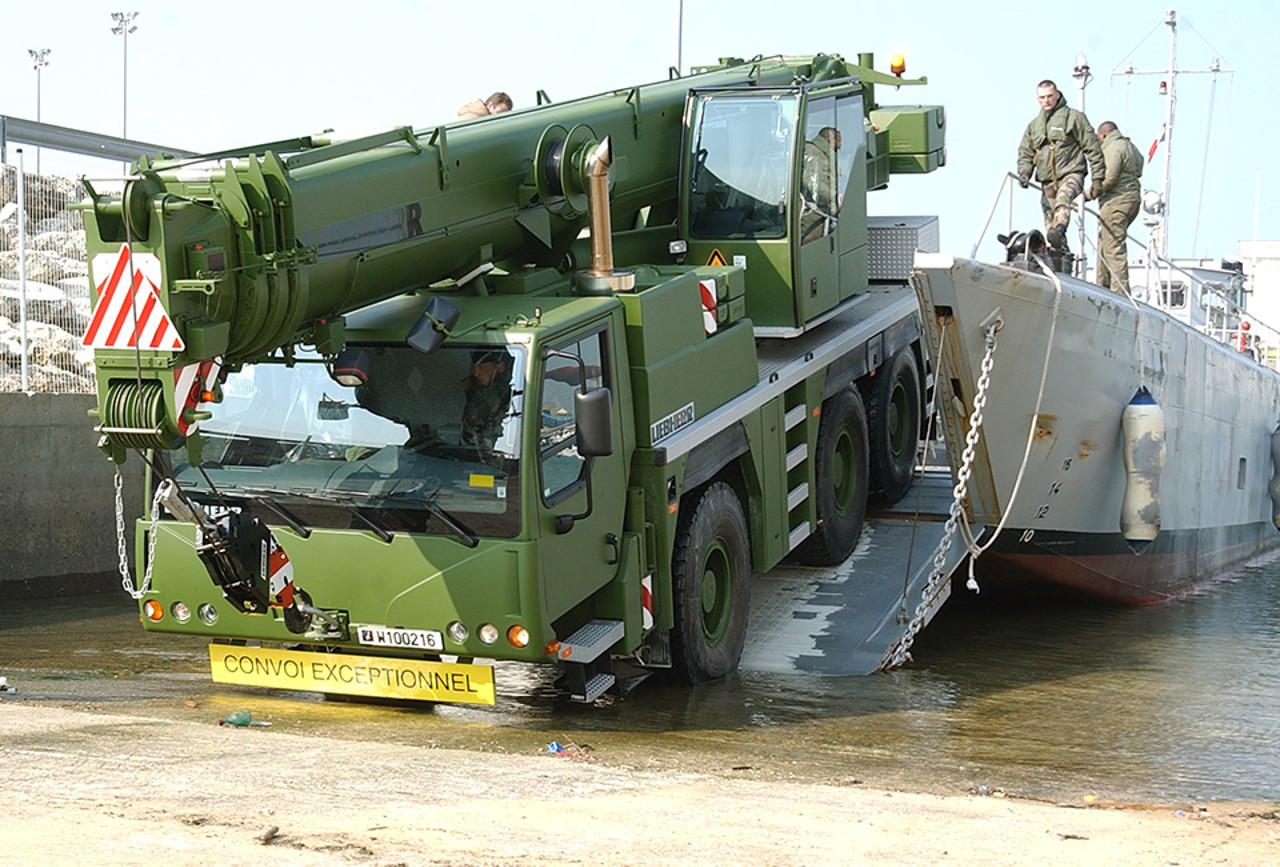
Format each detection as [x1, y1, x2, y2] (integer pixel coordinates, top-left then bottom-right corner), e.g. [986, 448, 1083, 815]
[671, 482, 751, 683]
[868, 348, 921, 505]
[793, 386, 869, 566]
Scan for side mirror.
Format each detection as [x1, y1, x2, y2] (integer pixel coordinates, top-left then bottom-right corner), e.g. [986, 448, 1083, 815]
[574, 387, 613, 457]
[407, 296, 462, 354]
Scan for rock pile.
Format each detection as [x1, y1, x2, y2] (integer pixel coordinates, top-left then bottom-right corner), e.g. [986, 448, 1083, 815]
[0, 166, 93, 393]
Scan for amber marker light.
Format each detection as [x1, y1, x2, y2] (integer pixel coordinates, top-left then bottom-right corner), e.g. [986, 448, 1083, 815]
[143, 600, 165, 622]
[890, 54, 906, 76]
[507, 625, 531, 648]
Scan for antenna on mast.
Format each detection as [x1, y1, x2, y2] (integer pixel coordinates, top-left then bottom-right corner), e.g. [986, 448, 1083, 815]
[1111, 8, 1234, 262]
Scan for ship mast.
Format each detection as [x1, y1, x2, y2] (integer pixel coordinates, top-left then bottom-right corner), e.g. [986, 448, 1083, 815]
[1160, 9, 1177, 261]
[1112, 8, 1231, 262]
[1072, 52, 1092, 279]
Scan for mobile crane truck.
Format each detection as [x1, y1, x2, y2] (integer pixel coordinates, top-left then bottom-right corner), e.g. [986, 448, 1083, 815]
[82, 51, 949, 704]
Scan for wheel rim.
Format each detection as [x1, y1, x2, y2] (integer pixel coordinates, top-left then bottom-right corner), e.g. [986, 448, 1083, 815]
[888, 380, 911, 458]
[832, 424, 856, 517]
[700, 539, 733, 645]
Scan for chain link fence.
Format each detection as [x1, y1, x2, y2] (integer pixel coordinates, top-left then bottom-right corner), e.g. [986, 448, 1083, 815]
[1, 161, 95, 393]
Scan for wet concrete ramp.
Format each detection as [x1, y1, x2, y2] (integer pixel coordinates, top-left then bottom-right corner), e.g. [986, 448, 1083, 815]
[741, 467, 962, 675]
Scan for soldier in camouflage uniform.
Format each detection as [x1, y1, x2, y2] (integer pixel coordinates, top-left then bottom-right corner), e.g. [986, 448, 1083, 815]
[1016, 80, 1106, 270]
[1086, 121, 1145, 293]
[460, 350, 513, 451]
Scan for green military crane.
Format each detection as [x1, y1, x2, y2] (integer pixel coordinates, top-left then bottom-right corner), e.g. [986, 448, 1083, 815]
[82, 52, 945, 704]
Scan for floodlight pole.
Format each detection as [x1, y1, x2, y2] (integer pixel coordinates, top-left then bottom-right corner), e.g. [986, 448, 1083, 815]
[29, 48, 50, 174]
[111, 12, 139, 142]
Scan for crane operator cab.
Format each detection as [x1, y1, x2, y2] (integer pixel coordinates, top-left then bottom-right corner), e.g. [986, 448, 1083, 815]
[681, 79, 870, 334]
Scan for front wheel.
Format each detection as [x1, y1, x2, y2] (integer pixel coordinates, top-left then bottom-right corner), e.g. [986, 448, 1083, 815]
[671, 482, 751, 683]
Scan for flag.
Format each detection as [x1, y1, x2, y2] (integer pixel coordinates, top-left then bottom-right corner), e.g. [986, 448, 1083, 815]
[1148, 125, 1166, 163]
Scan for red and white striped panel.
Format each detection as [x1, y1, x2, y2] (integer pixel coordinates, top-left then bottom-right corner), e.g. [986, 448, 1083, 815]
[82, 244, 184, 351]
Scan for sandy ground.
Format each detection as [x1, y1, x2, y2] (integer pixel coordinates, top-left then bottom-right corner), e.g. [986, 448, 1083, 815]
[1, 703, 1276, 865]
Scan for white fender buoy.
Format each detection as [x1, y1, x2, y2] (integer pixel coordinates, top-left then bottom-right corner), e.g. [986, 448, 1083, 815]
[1120, 387, 1166, 550]
[1268, 424, 1280, 530]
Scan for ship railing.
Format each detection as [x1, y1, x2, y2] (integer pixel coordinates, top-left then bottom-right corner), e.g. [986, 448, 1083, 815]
[971, 171, 1152, 279]
[971, 171, 1280, 372]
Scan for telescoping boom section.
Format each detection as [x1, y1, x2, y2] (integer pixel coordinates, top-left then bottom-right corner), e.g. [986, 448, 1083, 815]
[84, 51, 949, 704]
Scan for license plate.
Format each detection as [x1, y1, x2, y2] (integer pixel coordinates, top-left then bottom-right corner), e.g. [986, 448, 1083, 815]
[355, 624, 445, 652]
[209, 644, 495, 705]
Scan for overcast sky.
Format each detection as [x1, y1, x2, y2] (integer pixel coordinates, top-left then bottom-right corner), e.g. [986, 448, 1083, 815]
[2, 0, 1274, 263]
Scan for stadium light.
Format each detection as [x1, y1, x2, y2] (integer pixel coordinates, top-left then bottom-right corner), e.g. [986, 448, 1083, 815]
[28, 48, 50, 173]
[110, 12, 139, 140]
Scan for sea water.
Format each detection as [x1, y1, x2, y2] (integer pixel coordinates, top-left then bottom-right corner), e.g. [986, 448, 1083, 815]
[3, 559, 1277, 804]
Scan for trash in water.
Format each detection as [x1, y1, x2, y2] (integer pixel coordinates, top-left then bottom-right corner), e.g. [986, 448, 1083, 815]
[545, 739, 595, 760]
[218, 710, 272, 727]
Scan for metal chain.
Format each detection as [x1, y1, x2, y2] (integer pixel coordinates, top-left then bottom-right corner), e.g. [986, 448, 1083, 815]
[114, 466, 164, 600]
[114, 470, 133, 595]
[887, 321, 999, 668]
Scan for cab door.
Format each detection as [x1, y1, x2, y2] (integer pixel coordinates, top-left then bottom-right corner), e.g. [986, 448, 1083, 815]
[795, 92, 868, 318]
[532, 323, 629, 622]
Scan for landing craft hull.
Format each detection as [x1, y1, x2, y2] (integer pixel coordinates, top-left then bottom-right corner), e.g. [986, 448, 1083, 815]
[913, 254, 1280, 603]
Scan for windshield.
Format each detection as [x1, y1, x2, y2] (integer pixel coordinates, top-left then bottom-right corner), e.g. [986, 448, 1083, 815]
[170, 344, 525, 539]
[687, 93, 796, 240]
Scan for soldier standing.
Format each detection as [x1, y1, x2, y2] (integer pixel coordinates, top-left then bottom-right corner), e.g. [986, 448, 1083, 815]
[1088, 121, 1145, 293]
[1016, 80, 1106, 270]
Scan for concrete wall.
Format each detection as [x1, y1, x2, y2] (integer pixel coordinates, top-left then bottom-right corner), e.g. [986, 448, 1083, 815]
[0, 394, 143, 599]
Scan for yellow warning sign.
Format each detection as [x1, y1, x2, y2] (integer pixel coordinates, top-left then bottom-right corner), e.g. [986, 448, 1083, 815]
[209, 644, 496, 705]
[706, 249, 728, 267]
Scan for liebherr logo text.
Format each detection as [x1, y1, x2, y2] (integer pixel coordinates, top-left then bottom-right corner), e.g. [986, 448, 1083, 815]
[651, 402, 695, 443]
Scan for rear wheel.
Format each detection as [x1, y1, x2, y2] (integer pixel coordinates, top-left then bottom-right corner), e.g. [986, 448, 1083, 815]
[793, 386, 869, 566]
[671, 482, 751, 683]
[868, 348, 922, 505]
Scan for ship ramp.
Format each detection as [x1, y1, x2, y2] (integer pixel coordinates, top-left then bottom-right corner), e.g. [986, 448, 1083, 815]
[740, 456, 964, 675]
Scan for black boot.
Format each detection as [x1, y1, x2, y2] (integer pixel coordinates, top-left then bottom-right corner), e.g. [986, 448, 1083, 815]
[1046, 227, 1070, 274]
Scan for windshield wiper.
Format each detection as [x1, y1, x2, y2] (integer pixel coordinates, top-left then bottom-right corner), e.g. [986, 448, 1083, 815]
[238, 485, 396, 543]
[189, 483, 479, 549]
[181, 485, 315, 539]
[233, 490, 313, 538]
[373, 490, 479, 549]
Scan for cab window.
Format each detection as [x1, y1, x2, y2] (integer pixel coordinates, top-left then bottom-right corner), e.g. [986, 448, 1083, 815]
[687, 93, 796, 240]
[539, 330, 608, 504]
